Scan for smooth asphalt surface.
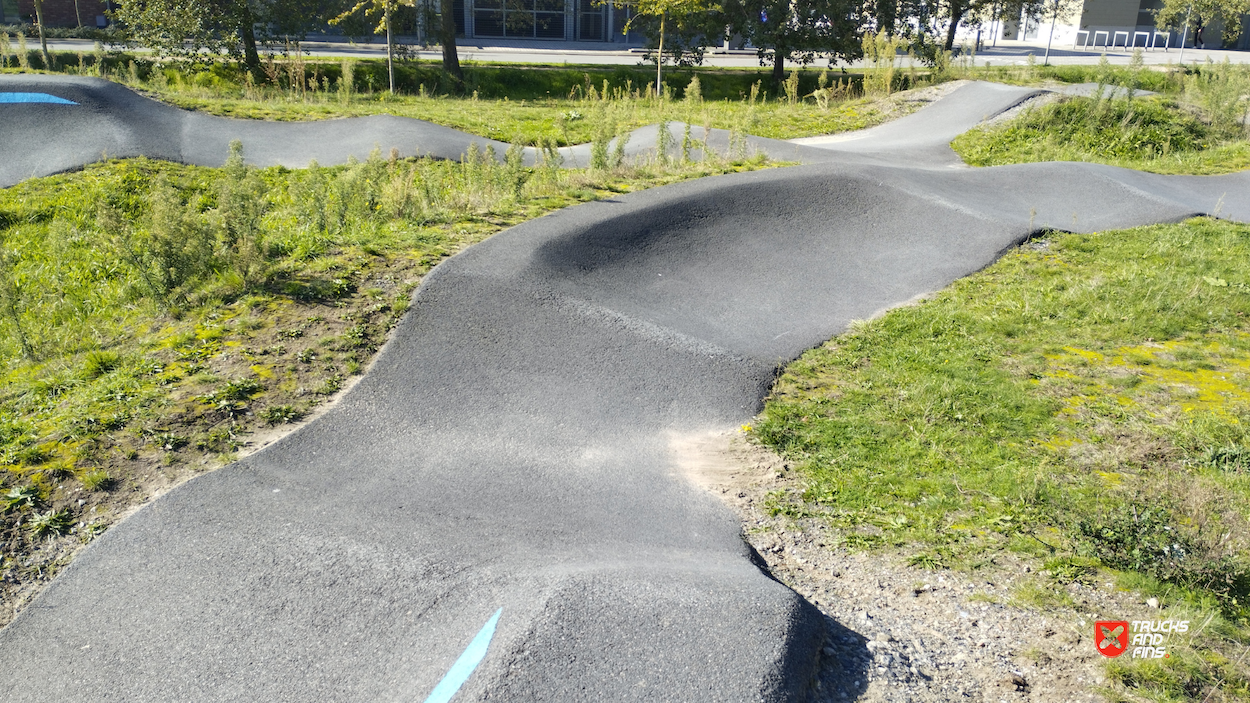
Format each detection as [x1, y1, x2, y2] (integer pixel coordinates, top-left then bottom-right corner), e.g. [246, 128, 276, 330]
[0, 77, 1248, 701]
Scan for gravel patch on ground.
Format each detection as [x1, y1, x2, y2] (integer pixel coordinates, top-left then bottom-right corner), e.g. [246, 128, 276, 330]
[673, 429, 1173, 702]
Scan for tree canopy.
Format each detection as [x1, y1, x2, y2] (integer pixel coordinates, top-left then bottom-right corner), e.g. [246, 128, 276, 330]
[112, 0, 269, 72]
[721, 0, 864, 83]
[1155, 0, 1250, 45]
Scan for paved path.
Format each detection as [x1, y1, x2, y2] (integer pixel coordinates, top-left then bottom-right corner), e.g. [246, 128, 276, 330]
[39, 36, 1250, 66]
[0, 77, 1247, 701]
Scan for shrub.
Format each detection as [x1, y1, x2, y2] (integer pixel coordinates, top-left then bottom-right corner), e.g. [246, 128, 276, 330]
[2, 485, 41, 513]
[1075, 503, 1250, 605]
[258, 404, 303, 426]
[79, 468, 114, 492]
[1205, 445, 1250, 473]
[1185, 59, 1250, 138]
[27, 509, 74, 539]
[80, 350, 121, 379]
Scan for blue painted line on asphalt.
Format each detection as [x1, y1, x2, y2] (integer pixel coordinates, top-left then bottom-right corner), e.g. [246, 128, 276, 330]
[422, 608, 502, 703]
[0, 92, 77, 105]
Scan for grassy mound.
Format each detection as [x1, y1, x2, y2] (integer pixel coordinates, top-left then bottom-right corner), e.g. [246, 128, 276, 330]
[954, 61, 1250, 175]
[752, 218, 1250, 698]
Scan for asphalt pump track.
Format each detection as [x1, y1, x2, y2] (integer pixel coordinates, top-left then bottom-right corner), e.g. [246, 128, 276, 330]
[0, 76, 1247, 701]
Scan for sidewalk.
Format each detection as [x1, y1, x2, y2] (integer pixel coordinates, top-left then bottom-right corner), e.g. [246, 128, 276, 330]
[39, 35, 1250, 68]
[959, 38, 1250, 66]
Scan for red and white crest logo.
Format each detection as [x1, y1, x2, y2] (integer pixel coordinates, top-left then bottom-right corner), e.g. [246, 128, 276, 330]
[1096, 621, 1130, 657]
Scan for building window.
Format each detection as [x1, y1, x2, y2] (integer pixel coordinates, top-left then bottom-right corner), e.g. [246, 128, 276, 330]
[0, 0, 20, 23]
[578, 0, 606, 40]
[474, 0, 566, 39]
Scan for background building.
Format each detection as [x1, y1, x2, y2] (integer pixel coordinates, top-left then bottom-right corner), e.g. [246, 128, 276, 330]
[0, 0, 637, 42]
[1000, 0, 1250, 51]
[448, 0, 639, 42]
[2, 0, 112, 27]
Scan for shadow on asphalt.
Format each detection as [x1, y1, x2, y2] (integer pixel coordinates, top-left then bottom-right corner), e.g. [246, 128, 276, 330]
[747, 541, 872, 701]
[814, 616, 874, 702]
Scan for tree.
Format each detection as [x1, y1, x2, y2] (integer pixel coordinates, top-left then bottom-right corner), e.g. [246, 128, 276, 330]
[31, 0, 53, 69]
[616, 3, 720, 77]
[614, 0, 717, 96]
[885, 0, 1032, 64]
[112, 0, 264, 75]
[1154, 0, 1250, 48]
[331, 1, 416, 93]
[438, 0, 462, 81]
[334, 0, 461, 87]
[722, 0, 863, 85]
[1036, 0, 1081, 64]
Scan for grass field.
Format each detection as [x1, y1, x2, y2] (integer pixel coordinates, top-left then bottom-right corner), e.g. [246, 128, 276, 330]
[954, 58, 1250, 175]
[0, 47, 932, 143]
[752, 219, 1250, 699]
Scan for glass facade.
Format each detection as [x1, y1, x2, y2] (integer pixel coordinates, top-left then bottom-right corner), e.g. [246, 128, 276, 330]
[578, 0, 605, 41]
[0, 0, 20, 23]
[461, 0, 625, 41]
[474, 0, 567, 39]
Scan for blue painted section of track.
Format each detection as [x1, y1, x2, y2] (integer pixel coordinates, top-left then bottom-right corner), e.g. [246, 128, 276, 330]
[422, 608, 502, 703]
[0, 92, 77, 104]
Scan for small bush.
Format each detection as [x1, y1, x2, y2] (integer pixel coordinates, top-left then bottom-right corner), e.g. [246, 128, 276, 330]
[258, 405, 303, 426]
[1185, 58, 1250, 138]
[2, 485, 41, 513]
[1075, 503, 1250, 605]
[199, 378, 263, 408]
[1205, 445, 1250, 473]
[27, 509, 74, 539]
[79, 469, 114, 492]
[80, 350, 121, 379]
[316, 375, 342, 395]
[152, 432, 189, 451]
[995, 96, 1207, 161]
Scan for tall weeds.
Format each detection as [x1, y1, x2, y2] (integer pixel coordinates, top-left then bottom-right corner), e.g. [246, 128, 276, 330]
[1185, 58, 1250, 138]
[862, 31, 903, 96]
[16, 33, 29, 70]
[1, 135, 763, 366]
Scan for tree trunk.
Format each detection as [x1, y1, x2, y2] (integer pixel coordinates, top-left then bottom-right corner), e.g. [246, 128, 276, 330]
[990, 0, 1000, 46]
[440, 0, 462, 81]
[944, 1, 965, 50]
[656, 11, 664, 97]
[386, 1, 395, 94]
[32, 0, 51, 69]
[74, 0, 82, 27]
[1178, 4, 1192, 62]
[1043, 6, 1057, 64]
[771, 49, 784, 86]
[239, 6, 262, 78]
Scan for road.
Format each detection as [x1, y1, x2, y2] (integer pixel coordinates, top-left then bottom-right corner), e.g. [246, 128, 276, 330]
[40, 36, 1250, 67]
[0, 77, 1247, 701]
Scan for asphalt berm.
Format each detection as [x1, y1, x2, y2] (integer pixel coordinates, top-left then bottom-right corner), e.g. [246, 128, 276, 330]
[0, 76, 1246, 701]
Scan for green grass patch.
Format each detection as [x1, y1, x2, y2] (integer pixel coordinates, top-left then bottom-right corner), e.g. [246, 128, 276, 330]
[1, 49, 948, 144]
[953, 60, 1250, 175]
[953, 94, 1250, 175]
[753, 219, 1250, 698]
